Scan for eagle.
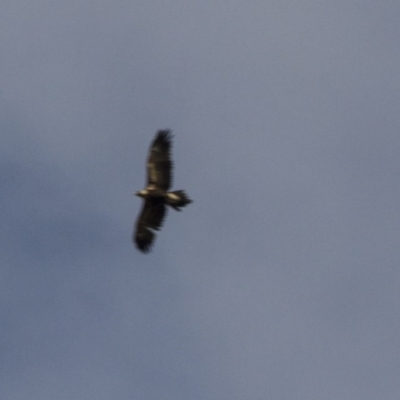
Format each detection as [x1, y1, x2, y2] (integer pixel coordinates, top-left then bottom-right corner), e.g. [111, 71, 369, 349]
[133, 130, 192, 253]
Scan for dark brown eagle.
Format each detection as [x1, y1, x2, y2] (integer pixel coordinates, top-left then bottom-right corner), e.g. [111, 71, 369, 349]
[133, 130, 192, 253]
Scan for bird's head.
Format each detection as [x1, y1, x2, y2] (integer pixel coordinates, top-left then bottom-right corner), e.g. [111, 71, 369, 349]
[135, 190, 148, 198]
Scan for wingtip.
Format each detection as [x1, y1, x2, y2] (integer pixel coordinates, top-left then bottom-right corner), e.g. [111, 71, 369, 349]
[135, 239, 152, 253]
[156, 129, 173, 143]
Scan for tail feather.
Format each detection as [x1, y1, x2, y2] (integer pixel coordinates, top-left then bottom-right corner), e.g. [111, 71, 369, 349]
[167, 190, 192, 211]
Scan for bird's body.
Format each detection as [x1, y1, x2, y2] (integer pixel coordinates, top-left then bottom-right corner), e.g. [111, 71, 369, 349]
[133, 130, 192, 253]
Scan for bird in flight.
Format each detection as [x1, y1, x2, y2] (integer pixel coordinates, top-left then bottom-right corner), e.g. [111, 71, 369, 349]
[133, 130, 192, 253]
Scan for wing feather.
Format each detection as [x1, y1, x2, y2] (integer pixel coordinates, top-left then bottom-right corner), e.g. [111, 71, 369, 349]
[134, 199, 167, 253]
[147, 130, 173, 190]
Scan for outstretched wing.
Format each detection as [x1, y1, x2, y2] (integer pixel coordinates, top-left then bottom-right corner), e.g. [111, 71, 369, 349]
[134, 199, 167, 253]
[147, 130, 173, 190]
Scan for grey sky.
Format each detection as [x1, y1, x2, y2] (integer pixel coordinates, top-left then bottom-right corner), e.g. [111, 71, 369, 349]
[1, 1, 400, 399]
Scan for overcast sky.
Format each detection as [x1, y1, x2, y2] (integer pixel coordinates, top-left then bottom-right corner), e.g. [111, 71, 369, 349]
[1, 1, 400, 399]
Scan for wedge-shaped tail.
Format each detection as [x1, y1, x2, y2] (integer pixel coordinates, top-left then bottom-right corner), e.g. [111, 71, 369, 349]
[167, 190, 193, 211]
